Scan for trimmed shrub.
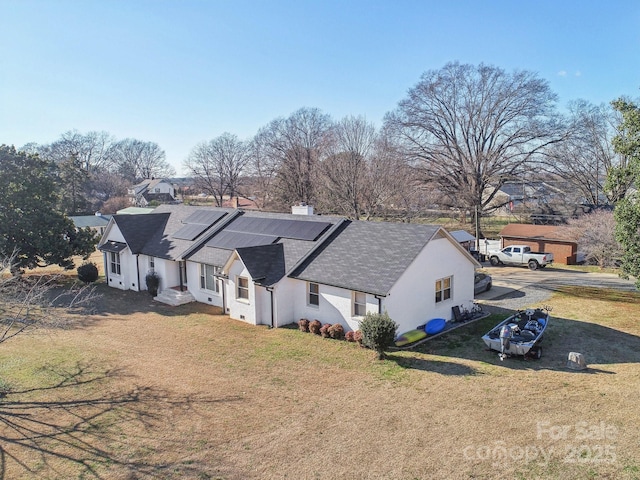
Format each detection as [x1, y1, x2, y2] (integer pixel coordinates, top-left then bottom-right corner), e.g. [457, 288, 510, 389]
[320, 323, 332, 338]
[345, 331, 355, 342]
[298, 318, 310, 332]
[359, 312, 398, 359]
[328, 323, 345, 340]
[77, 262, 99, 284]
[145, 271, 161, 296]
[309, 319, 322, 335]
[354, 330, 363, 345]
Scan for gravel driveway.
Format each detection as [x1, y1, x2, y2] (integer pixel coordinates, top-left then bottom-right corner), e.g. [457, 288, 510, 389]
[474, 264, 637, 311]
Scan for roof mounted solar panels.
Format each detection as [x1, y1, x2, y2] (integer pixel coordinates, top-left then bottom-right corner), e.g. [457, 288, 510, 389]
[172, 223, 210, 241]
[184, 209, 226, 226]
[227, 217, 331, 241]
[206, 231, 278, 250]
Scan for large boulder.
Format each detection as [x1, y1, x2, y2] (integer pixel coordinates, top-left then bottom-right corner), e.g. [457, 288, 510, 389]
[566, 352, 588, 370]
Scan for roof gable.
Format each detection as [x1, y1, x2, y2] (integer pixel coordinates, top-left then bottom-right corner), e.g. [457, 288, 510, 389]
[112, 213, 170, 254]
[234, 243, 286, 286]
[290, 220, 443, 296]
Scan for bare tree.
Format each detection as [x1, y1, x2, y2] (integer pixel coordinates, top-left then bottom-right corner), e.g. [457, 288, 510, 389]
[319, 116, 377, 219]
[245, 138, 279, 210]
[384, 62, 565, 232]
[0, 253, 98, 346]
[545, 100, 629, 205]
[254, 107, 333, 209]
[561, 209, 621, 268]
[111, 138, 175, 183]
[42, 130, 116, 173]
[184, 133, 251, 207]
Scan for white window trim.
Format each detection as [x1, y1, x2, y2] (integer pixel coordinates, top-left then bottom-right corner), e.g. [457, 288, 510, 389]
[435, 275, 453, 303]
[308, 282, 319, 307]
[353, 291, 367, 317]
[110, 252, 121, 276]
[200, 264, 219, 294]
[236, 276, 249, 303]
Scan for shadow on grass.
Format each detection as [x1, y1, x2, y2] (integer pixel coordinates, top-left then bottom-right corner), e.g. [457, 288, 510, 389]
[387, 355, 479, 376]
[0, 361, 240, 479]
[51, 282, 224, 330]
[416, 307, 640, 372]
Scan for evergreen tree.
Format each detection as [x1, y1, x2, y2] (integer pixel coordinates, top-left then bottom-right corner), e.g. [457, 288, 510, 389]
[608, 99, 640, 287]
[0, 145, 97, 271]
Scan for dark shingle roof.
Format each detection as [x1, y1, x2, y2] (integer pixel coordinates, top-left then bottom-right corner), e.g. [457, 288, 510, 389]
[140, 204, 234, 259]
[112, 213, 170, 254]
[290, 221, 440, 296]
[236, 244, 285, 286]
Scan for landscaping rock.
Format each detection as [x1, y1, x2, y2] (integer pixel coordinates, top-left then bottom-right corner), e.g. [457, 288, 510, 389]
[567, 352, 588, 370]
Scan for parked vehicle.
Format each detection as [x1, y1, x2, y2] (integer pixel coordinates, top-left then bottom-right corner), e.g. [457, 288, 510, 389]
[482, 306, 551, 360]
[488, 245, 554, 270]
[474, 272, 492, 295]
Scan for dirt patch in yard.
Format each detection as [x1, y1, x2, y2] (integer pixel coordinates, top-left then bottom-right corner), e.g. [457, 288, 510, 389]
[0, 281, 639, 479]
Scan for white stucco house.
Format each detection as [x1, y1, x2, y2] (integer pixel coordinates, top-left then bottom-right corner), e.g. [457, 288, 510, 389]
[128, 178, 177, 207]
[97, 204, 480, 334]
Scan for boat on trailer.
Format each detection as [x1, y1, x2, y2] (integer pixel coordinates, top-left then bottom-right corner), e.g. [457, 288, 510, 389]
[482, 306, 551, 361]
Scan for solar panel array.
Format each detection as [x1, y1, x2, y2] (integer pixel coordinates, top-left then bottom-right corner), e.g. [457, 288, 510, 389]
[226, 217, 331, 241]
[206, 231, 278, 250]
[204, 216, 332, 251]
[172, 223, 210, 241]
[184, 209, 227, 225]
[171, 209, 228, 241]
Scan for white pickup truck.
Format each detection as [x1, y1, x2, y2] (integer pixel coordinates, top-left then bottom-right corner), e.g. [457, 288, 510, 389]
[488, 245, 554, 270]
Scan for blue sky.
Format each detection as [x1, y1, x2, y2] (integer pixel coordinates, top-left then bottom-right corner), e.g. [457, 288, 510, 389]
[2, 0, 639, 175]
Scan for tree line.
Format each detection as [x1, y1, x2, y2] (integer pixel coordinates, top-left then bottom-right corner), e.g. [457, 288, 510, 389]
[2, 61, 639, 275]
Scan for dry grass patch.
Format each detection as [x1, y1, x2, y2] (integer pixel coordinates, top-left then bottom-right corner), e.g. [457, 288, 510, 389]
[0, 283, 639, 479]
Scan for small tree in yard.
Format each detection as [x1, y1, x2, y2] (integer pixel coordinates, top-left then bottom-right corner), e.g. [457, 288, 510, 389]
[0, 253, 98, 348]
[359, 312, 398, 360]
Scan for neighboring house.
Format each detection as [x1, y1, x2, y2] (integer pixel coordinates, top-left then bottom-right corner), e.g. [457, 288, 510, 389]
[128, 179, 177, 207]
[116, 207, 155, 215]
[69, 213, 112, 236]
[486, 181, 567, 215]
[499, 223, 577, 265]
[98, 205, 480, 334]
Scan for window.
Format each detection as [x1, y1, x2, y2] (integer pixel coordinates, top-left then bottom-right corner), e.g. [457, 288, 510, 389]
[110, 252, 121, 275]
[237, 276, 249, 300]
[353, 292, 367, 317]
[149, 257, 155, 271]
[200, 264, 219, 293]
[308, 282, 319, 306]
[435, 276, 452, 303]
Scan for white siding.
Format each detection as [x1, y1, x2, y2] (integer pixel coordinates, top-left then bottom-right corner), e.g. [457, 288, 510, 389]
[383, 236, 475, 334]
[186, 261, 224, 308]
[226, 260, 257, 325]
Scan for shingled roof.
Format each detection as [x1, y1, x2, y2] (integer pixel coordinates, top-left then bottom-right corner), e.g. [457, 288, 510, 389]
[290, 220, 441, 296]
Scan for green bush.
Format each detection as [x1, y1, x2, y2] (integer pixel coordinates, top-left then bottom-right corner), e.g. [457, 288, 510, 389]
[145, 271, 161, 296]
[77, 262, 99, 283]
[359, 312, 398, 359]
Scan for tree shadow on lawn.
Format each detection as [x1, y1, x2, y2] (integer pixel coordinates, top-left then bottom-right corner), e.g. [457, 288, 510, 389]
[52, 282, 223, 330]
[410, 307, 640, 373]
[386, 354, 480, 376]
[0, 361, 240, 479]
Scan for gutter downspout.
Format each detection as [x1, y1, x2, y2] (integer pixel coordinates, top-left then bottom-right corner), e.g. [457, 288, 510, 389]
[266, 286, 275, 328]
[136, 255, 140, 291]
[375, 295, 383, 314]
[103, 252, 108, 285]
